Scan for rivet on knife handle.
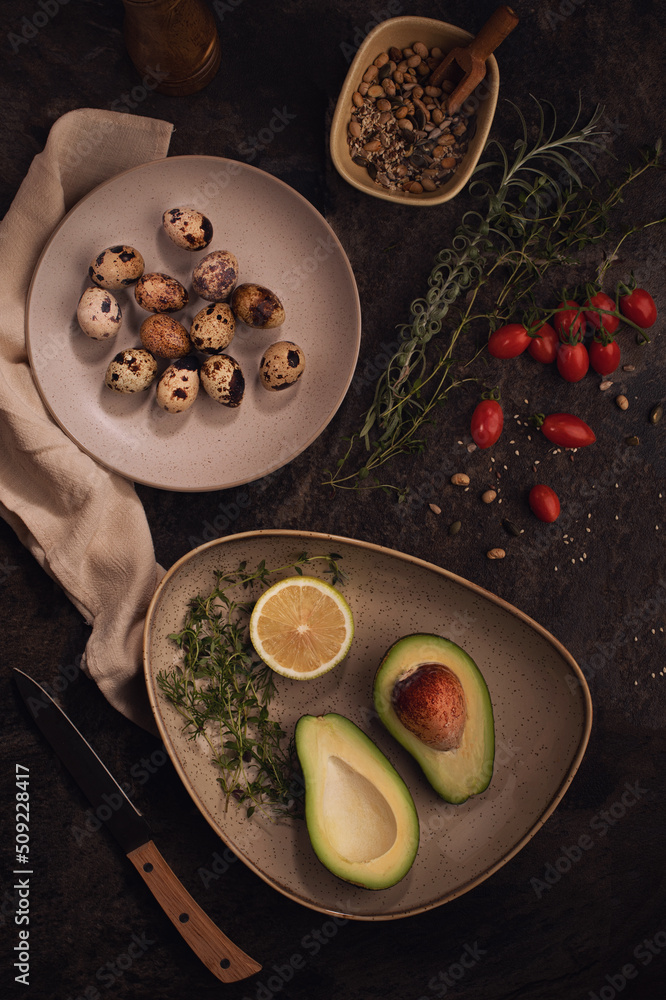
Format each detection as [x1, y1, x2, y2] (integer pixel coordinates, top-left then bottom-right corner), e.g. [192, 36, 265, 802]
[127, 840, 261, 983]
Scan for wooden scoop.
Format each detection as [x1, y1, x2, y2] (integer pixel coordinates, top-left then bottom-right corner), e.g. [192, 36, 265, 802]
[429, 6, 519, 114]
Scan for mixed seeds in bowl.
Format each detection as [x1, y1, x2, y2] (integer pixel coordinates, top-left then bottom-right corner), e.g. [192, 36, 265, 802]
[347, 40, 476, 194]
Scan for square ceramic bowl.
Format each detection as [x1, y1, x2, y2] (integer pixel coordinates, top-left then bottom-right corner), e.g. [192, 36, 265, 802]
[330, 15, 499, 206]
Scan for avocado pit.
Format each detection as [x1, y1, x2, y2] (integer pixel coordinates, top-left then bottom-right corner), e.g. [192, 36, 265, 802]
[392, 662, 467, 751]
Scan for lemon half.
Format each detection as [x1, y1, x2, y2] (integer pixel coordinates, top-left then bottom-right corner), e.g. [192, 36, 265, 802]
[249, 576, 354, 679]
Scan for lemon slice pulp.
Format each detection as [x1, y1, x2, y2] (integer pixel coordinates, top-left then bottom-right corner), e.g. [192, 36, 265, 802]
[249, 576, 354, 679]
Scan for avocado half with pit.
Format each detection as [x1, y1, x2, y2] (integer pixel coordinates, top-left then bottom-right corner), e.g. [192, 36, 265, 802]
[373, 634, 495, 804]
[295, 713, 420, 890]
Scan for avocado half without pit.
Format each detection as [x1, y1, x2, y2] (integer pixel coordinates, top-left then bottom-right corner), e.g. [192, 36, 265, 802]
[373, 634, 495, 804]
[295, 713, 419, 890]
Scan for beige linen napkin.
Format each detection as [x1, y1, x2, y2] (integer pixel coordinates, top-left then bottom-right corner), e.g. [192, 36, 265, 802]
[0, 108, 174, 730]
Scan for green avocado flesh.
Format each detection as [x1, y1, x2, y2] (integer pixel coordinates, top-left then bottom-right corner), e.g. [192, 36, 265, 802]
[373, 634, 495, 804]
[295, 713, 420, 890]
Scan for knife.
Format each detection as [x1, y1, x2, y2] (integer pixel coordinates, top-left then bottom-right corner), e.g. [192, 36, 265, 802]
[13, 668, 261, 984]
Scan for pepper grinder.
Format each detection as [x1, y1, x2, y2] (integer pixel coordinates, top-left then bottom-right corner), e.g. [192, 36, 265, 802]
[122, 0, 221, 97]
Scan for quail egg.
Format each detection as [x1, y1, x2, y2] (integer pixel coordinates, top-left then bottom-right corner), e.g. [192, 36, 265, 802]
[231, 283, 285, 329]
[156, 356, 200, 413]
[192, 250, 238, 302]
[89, 245, 144, 289]
[200, 355, 245, 407]
[259, 341, 305, 391]
[162, 207, 213, 251]
[134, 272, 189, 313]
[140, 314, 192, 358]
[76, 286, 122, 340]
[104, 349, 157, 393]
[190, 302, 235, 354]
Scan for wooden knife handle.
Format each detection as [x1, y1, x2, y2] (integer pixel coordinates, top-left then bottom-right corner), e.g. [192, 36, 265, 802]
[127, 840, 261, 983]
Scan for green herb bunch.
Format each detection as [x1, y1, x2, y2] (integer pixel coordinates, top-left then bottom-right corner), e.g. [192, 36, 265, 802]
[324, 98, 663, 495]
[157, 552, 347, 818]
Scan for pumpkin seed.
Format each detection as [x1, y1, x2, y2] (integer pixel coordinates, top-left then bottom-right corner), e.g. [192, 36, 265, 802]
[448, 520, 462, 536]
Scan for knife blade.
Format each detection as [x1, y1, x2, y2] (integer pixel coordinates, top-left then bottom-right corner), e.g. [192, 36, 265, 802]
[13, 668, 261, 984]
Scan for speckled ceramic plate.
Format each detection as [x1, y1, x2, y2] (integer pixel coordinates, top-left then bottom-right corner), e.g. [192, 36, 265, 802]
[143, 530, 592, 921]
[26, 157, 361, 491]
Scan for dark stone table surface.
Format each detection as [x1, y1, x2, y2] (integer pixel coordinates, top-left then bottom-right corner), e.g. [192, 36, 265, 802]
[1, 1, 665, 998]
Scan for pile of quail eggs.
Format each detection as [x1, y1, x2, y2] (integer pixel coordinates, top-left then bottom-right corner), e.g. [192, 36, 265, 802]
[76, 208, 306, 414]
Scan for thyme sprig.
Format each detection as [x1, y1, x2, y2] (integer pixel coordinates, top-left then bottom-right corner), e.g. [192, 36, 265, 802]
[157, 551, 346, 818]
[324, 98, 663, 493]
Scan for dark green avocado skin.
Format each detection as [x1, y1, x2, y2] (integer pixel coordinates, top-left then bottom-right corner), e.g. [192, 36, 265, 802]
[373, 634, 495, 804]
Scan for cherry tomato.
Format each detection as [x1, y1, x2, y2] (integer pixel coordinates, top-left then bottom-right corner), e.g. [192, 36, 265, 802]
[528, 322, 559, 364]
[470, 399, 504, 449]
[589, 338, 621, 376]
[537, 412, 596, 448]
[584, 292, 620, 336]
[487, 323, 531, 359]
[554, 300, 584, 343]
[619, 288, 657, 328]
[557, 341, 589, 382]
[528, 484, 561, 523]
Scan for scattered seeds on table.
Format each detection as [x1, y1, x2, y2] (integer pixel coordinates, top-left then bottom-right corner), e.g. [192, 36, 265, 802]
[448, 520, 462, 536]
[487, 548, 506, 560]
[623, 364, 636, 372]
[616, 394, 629, 410]
[429, 503, 442, 514]
[482, 489, 497, 504]
[649, 404, 663, 425]
[625, 435, 640, 446]
[502, 519, 523, 537]
[451, 473, 470, 486]
[599, 380, 613, 391]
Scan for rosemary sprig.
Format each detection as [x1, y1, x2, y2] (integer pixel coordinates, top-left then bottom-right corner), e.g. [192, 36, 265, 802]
[156, 551, 346, 818]
[323, 98, 663, 493]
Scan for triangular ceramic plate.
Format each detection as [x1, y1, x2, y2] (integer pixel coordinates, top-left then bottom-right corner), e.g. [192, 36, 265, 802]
[144, 530, 592, 920]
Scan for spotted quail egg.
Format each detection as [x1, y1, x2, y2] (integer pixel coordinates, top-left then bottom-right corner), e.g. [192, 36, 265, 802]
[190, 302, 235, 354]
[140, 314, 192, 358]
[76, 286, 122, 340]
[259, 341, 305, 391]
[89, 245, 144, 289]
[200, 355, 245, 407]
[104, 349, 157, 393]
[192, 250, 238, 302]
[162, 207, 213, 251]
[231, 283, 285, 329]
[134, 272, 189, 313]
[156, 356, 200, 413]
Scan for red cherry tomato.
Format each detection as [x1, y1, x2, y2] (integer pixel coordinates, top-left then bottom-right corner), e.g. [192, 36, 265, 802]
[528, 322, 559, 364]
[584, 292, 620, 336]
[528, 484, 561, 523]
[557, 341, 589, 382]
[589, 338, 621, 376]
[470, 399, 504, 449]
[538, 412, 596, 448]
[554, 300, 584, 343]
[619, 288, 657, 328]
[487, 323, 531, 359]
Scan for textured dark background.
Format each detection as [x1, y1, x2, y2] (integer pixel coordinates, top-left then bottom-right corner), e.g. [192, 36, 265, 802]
[1, 1, 665, 998]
